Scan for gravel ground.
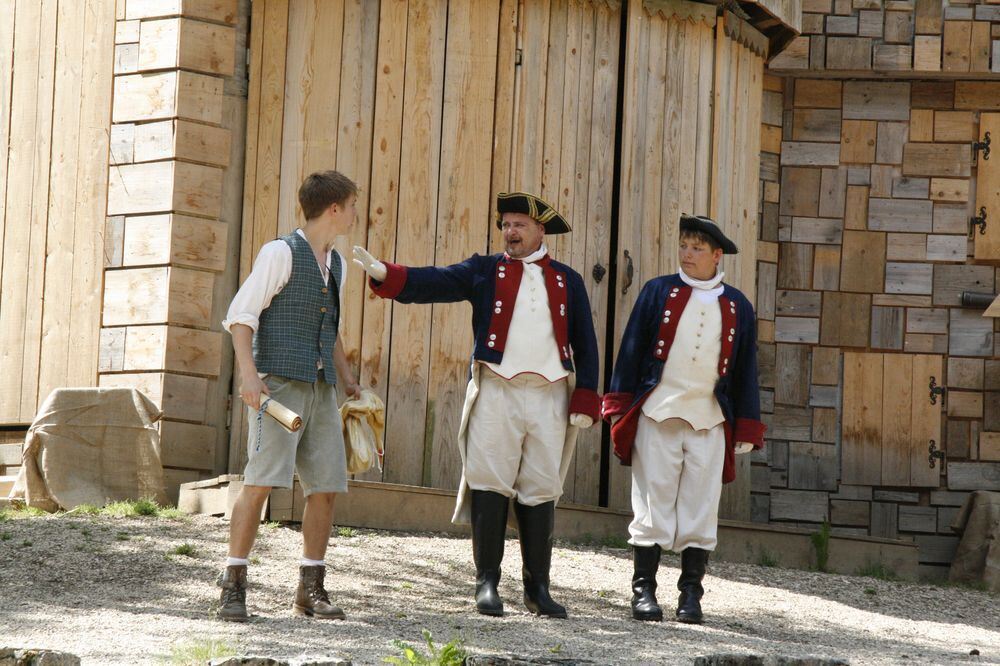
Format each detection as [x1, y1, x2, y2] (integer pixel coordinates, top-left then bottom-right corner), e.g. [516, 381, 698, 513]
[0, 511, 997, 665]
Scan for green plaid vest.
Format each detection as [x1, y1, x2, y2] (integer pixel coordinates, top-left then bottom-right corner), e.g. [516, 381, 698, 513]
[253, 232, 341, 384]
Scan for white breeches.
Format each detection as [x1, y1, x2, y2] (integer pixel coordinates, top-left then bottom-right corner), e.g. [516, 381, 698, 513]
[629, 415, 725, 551]
[465, 369, 568, 506]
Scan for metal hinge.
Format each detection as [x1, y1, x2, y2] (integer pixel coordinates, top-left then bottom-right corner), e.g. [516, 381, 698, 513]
[970, 207, 987, 238]
[929, 376, 946, 405]
[928, 440, 945, 469]
[973, 131, 991, 161]
[515, 48, 522, 66]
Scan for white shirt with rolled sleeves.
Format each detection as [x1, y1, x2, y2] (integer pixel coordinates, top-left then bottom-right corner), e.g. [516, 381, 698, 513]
[223, 229, 347, 333]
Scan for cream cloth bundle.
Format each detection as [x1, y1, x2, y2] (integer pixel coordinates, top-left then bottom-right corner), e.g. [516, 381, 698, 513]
[339, 389, 385, 475]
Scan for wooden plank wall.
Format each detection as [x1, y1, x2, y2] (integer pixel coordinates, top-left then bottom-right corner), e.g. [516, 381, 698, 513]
[610, 0, 765, 513]
[771, 0, 1000, 76]
[752, 75, 1000, 574]
[233, 0, 624, 507]
[505, 0, 621, 505]
[711, 14, 766, 521]
[758, 0, 1000, 572]
[0, 0, 115, 425]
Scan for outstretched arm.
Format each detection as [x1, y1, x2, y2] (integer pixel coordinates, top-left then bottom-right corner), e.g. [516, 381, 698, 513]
[353, 245, 484, 304]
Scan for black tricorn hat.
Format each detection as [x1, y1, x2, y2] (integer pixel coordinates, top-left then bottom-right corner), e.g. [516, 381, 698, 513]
[495, 191, 571, 235]
[679, 214, 738, 254]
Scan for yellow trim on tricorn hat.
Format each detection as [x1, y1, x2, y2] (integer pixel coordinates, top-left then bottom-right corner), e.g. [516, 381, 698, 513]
[495, 191, 571, 234]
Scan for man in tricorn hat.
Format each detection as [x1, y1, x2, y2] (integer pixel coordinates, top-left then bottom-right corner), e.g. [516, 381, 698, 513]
[353, 192, 600, 619]
[602, 214, 765, 624]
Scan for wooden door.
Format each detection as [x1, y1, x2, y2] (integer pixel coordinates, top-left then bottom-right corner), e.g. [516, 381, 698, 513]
[609, 0, 766, 514]
[973, 112, 1000, 260]
[503, 0, 622, 505]
[234, 0, 620, 507]
[842, 352, 943, 488]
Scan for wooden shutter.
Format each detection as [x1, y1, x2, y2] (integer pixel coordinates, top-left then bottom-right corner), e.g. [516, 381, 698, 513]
[843, 352, 943, 488]
[973, 112, 1000, 260]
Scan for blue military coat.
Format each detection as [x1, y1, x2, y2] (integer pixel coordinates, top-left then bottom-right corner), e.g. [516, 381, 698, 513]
[601, 274, 765, 483]
[368, 252, 601, 419]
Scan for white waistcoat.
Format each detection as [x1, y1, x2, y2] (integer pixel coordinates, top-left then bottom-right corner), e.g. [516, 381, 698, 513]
[641, 291, 725, 429]
[485, 260, 568, 382]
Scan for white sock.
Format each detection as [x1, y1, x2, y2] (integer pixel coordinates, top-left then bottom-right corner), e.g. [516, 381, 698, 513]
[226, 557, 250, 567]
[300, 557, 326, 568]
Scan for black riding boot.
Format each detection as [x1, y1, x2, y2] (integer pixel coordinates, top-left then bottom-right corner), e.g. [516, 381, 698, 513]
[676, 547, 709, 624]
[631, 545, 663, 621]
[514, 501, 567, 619]
[471, 490, 509, 616]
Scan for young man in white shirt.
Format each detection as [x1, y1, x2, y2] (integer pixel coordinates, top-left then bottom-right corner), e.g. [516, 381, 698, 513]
[218, 170, 361, 622]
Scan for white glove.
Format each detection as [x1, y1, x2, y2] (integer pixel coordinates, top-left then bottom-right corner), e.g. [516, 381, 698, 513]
[352, 245, 387, 282]
[569, 413, 593, 429]
[735, 442, 754, 455]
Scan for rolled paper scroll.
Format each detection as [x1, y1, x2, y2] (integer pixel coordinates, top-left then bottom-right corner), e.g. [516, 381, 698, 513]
[264, 398, 302, 433]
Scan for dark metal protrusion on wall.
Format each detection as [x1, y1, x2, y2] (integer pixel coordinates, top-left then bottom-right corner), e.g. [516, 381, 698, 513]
[929, 376, 946, 405]
[621, 250, 633, 295]
[960, 291, 998, 309]
[928, 440, 945, 469]
[973, 130, 991, 161]
[969, 207, 987, 238]
[592, 263, 606, 284]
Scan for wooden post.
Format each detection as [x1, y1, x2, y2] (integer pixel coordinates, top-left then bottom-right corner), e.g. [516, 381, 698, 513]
[101, 0, 243, 500]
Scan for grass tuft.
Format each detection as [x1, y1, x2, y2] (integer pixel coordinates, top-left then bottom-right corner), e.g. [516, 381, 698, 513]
[757, 548, 780, 568]
[170, 543, 197, 558]
[384, 629, 465, 666]
[856, 561, 899, 581]
[169, 638, 236, 665]
[810, 522, 831, 573]
[599, 535, 630, 550]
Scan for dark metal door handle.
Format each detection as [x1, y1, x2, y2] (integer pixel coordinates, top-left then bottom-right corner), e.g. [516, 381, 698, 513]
[621, 250, 633, 295]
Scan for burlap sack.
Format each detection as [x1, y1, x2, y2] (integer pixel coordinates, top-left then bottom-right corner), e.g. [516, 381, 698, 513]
[949, 490, 1000, 593]
[339, 389, 385, 475]
[9, 388, 167, 511]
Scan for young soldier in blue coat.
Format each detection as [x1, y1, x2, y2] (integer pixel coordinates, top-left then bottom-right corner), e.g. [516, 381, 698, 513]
[219, 171, 362, 622]
[602, 214, 765, 624]
[353, 192, 600, 618]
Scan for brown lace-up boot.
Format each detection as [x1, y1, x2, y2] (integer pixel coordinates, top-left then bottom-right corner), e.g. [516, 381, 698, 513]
[217, 565, 248, 622]
[293, 565, 345, 619]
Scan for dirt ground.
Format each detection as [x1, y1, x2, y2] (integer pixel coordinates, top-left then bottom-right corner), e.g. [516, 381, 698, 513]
[0, 510, 997, 665]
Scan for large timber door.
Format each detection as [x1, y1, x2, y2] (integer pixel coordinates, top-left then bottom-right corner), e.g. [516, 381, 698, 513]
[608, 0, 766, 515]
[502, 0, 622, 505]
[235, 0, 622, 507]
[842, 352, 944, 488]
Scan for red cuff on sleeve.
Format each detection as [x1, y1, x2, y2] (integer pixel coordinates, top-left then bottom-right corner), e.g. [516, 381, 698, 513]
[734, 417, 767, 448]
[569, 389, 601, 422]
[368, 262, 407, 299]
[601, 392, 634, 421]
